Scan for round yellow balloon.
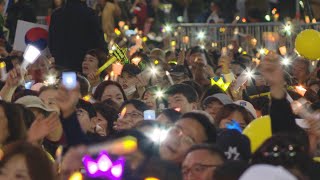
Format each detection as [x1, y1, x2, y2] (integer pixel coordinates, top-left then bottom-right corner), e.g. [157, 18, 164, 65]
[295, 29, 320, 60]
[243, 116, 272, 153]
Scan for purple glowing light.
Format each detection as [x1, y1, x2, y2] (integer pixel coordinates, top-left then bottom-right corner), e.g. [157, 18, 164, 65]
[82, 151, 125, 180]
[111, 164, 123, 178]
[97, 154, 112, 172]
[87, 161, 98, 174]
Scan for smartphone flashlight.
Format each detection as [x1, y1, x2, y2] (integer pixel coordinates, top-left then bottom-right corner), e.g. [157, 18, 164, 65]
[144, 110, 156, 120]
[62, 72, 77, 90]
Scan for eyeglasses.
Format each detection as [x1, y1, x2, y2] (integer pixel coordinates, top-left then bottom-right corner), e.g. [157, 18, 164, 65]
[182, 163, 219, 177]
[122, 112, 143, 119]
[168, 125, 195, 146]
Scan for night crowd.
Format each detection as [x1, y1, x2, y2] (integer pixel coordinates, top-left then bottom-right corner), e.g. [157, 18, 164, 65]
[0, 0, 319, 180]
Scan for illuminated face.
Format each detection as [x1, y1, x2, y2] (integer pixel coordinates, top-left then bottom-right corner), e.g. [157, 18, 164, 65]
[182, 150, 224, 180]
[168, 94, 196, 114]
[76, 108, 93, 133]
[189, 52, 207, 66]
[219, 111, 247, 129]
[82, 54, 99, 76]
[292, 61, 308, 82]
[0, 155, 31, 180]
[204, 101, 224, 120]
[94, 112, 108, 136]
[115, 104, 144, 131]
[159, 118, 207, 163]
[142, 91, 156, 110]
[101, 85, 125, 106]
[0, 106, 8, 144]
[39, 89, 59, 113]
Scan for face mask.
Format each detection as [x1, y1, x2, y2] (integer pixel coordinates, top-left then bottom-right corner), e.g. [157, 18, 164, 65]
[124, 85, 137, 96]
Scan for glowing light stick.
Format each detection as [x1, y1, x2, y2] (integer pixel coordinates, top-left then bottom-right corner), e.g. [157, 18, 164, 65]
[82, 151, 125, 180]
[165, 71, 174, 85]
[211, 77, 231, 91]
[96, 44, 128, 75]
[88, 136, 137, 155]
[145, 177, 160, 180]
[0, 62, 7, 81]
[22, 45, 41, 70]
[69, 172, 83, 180]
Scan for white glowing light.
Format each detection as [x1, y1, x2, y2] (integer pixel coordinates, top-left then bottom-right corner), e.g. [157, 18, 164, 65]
[164, 25, 172, 32]
[45, 75, 57, 85]
[150, 67, 158, 75]
[155, 90, 164, 98]
[146, 128, 169, 143]
[282, 57, 291, 66]
[283, 23, 292, 35]
[265, 15, 271, 21]
[245, 69, 254, 79]
[299, 0, 304, 8]
[23, 45, 41, 66]
[259, 48, 265, 55]
[197, 31, 206, 40]
[200, 45, 205, 49]
[284, 24, 291, 32]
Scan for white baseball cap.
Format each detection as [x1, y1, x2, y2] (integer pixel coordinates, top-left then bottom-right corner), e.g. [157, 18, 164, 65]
[240, 164, 297, 180]
[234, 100, 257, 119]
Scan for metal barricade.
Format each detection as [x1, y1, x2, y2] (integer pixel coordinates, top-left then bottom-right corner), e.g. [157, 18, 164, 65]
[170, 22, 320, 51]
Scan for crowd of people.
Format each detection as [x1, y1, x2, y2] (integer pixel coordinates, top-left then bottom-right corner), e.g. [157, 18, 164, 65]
[0, 0, 319, 180]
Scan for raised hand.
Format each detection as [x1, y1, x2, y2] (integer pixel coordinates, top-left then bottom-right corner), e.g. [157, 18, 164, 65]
[5, 67, 24, 87]
[259, 52, 285, 99]
[56, 84, 81, 118]
[28, 112, 60, 143]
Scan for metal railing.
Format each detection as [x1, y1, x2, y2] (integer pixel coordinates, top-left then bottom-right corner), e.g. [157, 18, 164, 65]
[36, 16, 47, 25]
[170, 22, 320, 51]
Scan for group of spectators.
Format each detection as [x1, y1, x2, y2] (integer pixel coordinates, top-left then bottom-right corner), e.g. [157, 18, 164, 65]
[0, 0, 318, 180]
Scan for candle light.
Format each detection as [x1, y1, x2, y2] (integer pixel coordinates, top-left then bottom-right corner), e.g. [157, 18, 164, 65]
[131, 57, 142, 65]
[119, 107, 127, 119]
[165, 71, 174, 85]
[110, 71, 115, 81]
[118, 21, 125, 29]
[295, 85, 307, 96]
[55, 145, 63, 173]
[104, 74, 109, 81]
[182, 36, 189, 44]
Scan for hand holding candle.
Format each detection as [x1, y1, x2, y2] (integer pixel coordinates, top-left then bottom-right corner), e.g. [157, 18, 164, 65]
[295, 85, 307, 96]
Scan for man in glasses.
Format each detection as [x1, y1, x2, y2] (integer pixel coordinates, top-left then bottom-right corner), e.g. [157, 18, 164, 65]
[159, 111, 217, 164]
[182, 144, 226, 180]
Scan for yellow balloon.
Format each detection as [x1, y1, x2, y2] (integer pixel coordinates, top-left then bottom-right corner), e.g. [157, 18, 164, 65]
[295, 29, 320, 60]
[243, 116, 272, 153]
